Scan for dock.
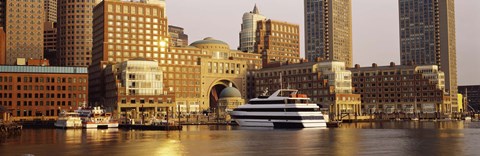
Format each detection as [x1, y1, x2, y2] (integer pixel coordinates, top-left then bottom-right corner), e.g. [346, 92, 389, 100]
[0, 123, 22, 138]
[119, 124, 183, 131]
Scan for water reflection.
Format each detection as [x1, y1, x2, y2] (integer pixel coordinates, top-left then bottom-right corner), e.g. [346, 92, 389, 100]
[0, 121, 479, 156]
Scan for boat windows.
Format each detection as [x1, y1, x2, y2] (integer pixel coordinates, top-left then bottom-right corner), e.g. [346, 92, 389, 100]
[231, 115, 324, 120]
[234, 108, 317, 112]
[249, 100, 285, 104]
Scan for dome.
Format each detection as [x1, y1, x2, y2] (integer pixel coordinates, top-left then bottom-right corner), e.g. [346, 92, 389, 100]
[190, 37, 230, 49]
[219, 87, 242, 98]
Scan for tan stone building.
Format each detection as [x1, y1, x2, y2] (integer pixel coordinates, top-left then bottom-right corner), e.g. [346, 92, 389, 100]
[399, 0, 458, 108]
[90, 0, 169, 105]
[254, 61, 361, 120]
[57, 0, 102, 66]
[304, 0, 353, 67]
[350, 63, 450, 115]
[255, 19, 300, 66]
[104, 59, 175, 120]
[90, 0, 261, 117]
[1, 0, 44, 65]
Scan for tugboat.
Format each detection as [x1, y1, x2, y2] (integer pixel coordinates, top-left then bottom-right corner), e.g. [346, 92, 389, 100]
[75, 107, 119, 129]
[230, 89, 327, 128]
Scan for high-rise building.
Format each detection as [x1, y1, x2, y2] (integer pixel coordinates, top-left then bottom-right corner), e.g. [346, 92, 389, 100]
[44, 0, 57, 22]
[0, 27, 5, 65]
[1, 0, 44, 65]
[168, 25, 189, 47]
[57, 0, 102, 66]
[44, 22, 57, 66]
[255, 19, 300, 66]
[239, 4, 266, 53]
[399, 0, 458, 107]
[304, 0, 352, 67]
[90, 0, 170, 106]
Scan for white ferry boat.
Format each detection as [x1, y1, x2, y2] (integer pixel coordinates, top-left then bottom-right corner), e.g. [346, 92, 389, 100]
[230, 89, 327, 128]
[75, 107, 119, 129]
[54, 111, 82, 129]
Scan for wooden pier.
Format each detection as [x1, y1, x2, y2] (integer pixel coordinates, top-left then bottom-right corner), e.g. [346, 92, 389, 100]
[119, 124, 183, 131]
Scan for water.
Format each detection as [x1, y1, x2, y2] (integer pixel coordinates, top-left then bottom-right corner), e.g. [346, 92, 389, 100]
[1, 121, 480, 156]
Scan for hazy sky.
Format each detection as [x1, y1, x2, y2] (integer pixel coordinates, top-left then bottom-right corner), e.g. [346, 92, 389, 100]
[166, 0, 480, 85]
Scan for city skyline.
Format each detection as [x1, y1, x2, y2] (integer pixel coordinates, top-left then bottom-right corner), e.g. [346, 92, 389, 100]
[166, 0, 480, 85]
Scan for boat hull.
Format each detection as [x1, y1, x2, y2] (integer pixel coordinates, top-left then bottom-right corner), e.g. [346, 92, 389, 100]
[54, 120, 83, 129]
[83, 123, 119, 129]
[234, 119, 326, 128]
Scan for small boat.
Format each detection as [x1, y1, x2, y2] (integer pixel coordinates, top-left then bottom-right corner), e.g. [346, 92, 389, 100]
[230, 89, 327, 128]
[54, 111, 82, 129]
[75, 107, 119, 129]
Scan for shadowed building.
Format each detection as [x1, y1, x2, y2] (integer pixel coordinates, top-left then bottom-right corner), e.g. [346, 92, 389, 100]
[44, 22, 57, 66]
[399, 0, 458, 109]
[1, 0, 44, 65]
[57, 0, 102, 66]
[168, 25, 189, 47]
[458, 85, 480, 112]
[304, 0, 353, 67]
[0, 27, 5, 65]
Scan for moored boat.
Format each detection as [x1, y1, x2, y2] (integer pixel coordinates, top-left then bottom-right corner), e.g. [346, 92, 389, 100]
[75, 107, 118, 129]
[54, 111, 82, 129]
[230, 89, 327, 128]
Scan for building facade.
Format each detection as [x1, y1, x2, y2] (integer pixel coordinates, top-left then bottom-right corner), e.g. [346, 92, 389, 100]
[255, 19, 300, 66]
[254, 61, 361, 120]
[168, 25, 189, 47]
[350, 63, 450, 115]
[90, 0, 170, 106]
[104, 59, 175, 120]
[239, 4, 266, 53]
[44, 0, 57, 22]
[304, 0, 353, 67]
[57, 0, 102, 66]
[90, 1, 262, 117]
[399, 0, 458, 108]
[0, 64, 88, 121]
[458, 85, 480, 112]
[44, 22, 57, 66]
[2, 0, 44, 65]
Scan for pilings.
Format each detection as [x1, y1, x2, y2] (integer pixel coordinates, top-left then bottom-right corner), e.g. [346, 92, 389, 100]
[0, 123, 22, 139]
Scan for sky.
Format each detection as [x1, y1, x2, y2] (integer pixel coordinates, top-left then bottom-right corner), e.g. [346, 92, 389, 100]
[166, 0, 480, 85]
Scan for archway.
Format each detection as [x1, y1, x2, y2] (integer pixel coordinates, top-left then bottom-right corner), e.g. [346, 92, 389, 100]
[208, 80, 237, 112]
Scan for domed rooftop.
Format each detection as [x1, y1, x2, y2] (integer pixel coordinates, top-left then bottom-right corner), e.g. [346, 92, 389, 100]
[219, 87, 242, 98]
[190, 37, 230, 49]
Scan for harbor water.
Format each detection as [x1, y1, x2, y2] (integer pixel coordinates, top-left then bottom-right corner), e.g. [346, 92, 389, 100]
[1, 121, 480, 156]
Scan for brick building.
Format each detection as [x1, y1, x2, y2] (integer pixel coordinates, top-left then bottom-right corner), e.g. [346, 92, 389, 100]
[254, 61, 361, 120]
[350, 63, 450, 115]
[0, 62, 88, 121]
[255, 19, 300, 66]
